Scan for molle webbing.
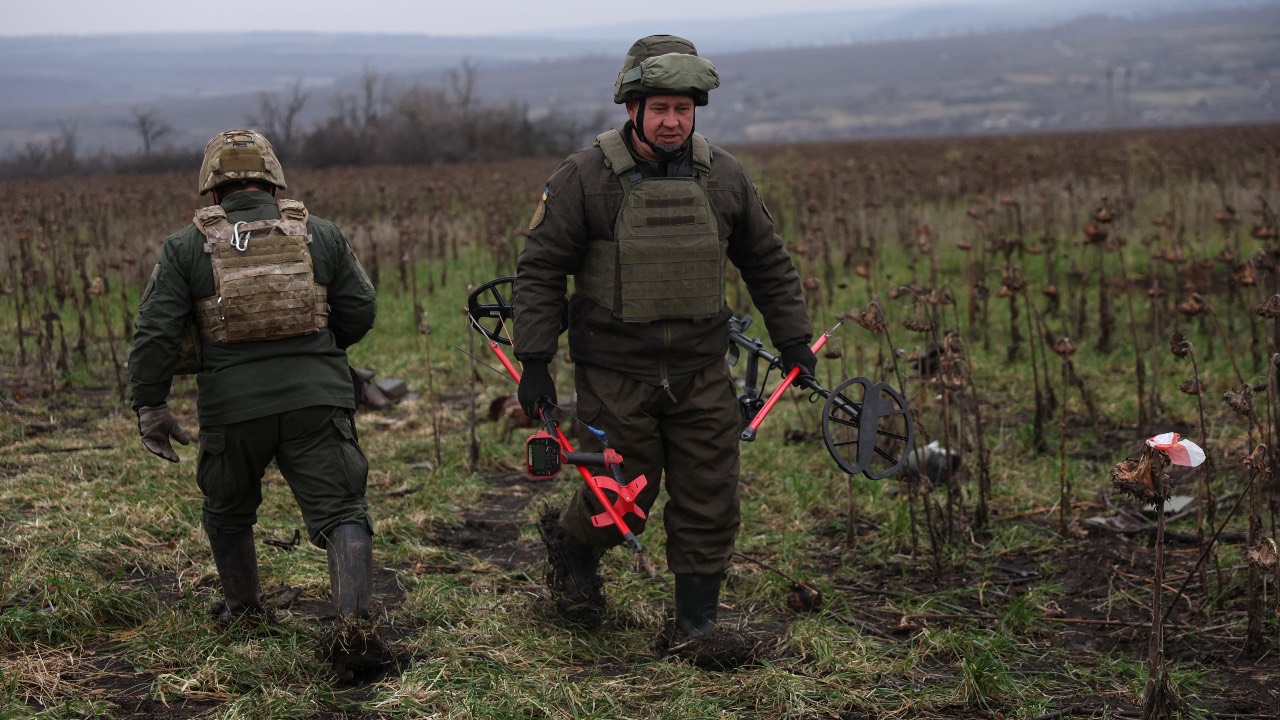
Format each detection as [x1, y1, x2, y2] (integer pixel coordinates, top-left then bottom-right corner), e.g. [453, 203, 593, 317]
[577, 130, 723, 322]
[192, 199, 330, 343]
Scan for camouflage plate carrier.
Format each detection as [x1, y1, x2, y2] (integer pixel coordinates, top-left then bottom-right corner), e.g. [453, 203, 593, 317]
[192, 198, 330, 344]
[575, 129, 724, 323]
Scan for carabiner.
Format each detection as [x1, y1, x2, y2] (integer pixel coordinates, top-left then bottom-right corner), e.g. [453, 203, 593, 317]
[231, 222, 251, 251]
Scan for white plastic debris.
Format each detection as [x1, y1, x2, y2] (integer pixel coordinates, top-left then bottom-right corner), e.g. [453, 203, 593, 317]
[1146, 432, 1206, 467]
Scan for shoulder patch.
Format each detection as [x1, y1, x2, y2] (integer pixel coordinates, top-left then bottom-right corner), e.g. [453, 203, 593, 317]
[528, 186, 550, 231]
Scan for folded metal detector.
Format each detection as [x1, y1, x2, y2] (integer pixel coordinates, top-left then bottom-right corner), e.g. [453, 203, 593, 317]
[466, 276, 646, 553]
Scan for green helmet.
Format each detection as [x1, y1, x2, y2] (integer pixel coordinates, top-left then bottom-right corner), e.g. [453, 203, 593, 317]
[198, 129, 286, 195]
[612, 35, 720, 107]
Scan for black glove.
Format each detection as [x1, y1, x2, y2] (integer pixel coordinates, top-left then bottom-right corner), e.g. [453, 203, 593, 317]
[137, 403, 193, 462]
[517, 361, 557, 418]
[779, 342, 817, 379]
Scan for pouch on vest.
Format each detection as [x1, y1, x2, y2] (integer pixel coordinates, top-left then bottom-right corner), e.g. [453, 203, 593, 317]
[192, 198, 330, 344]
[576, 129, 724, 323]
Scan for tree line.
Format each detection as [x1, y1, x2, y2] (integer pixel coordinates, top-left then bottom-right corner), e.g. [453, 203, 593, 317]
[1, 64, 603, 179]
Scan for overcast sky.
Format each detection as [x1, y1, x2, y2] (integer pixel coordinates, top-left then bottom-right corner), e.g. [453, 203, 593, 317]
[6, 0, 999, 36]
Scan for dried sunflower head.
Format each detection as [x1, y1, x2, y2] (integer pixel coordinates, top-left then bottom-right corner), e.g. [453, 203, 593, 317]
[1177, 295, 1208, 317]
[1110, 446, 1171, 504]
[939, 359, 969, 391]
[1223, 384, 1254, 417]
[1052, 337, 1078, 357]
[903, 318, 934, 333]
[998, 278, 1027, 297]
[1232, 261, 1257, 287]
[1250, 223, 1277, 240]
[1169, 332, 1192, 358]
[1178, 377, 1206, 395]
[1240, 444, 1269, 475]
[1246, 538, 1277, 571]
[1254, 294, 1280, 319]
[925, 288, 954, 306]
[850, 303, 887, 333]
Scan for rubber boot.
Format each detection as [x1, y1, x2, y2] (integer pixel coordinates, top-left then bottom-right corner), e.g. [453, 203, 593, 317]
[668, 572, 757, 670]
[674, 572, 724, 638]
[326, 524, 373, 619]
[538, 507, 606, 626]
[322, 524, 388, 683]
[207, 529, 261, 621]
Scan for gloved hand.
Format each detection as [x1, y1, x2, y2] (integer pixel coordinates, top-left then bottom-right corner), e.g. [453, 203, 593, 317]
[137, 403, 192, 462]
[517, 361, 557, 418]
[779, 341, 817, 379]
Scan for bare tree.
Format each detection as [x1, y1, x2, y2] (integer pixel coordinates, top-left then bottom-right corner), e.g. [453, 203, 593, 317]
[53, 119, 79, 169]
[247, 78, 310, 159]
[359, 65, 386, 139]
[445, 57, 478, 111]
[127, 107, 172, 156]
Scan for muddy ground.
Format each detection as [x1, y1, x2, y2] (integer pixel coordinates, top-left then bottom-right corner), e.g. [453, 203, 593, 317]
[2, 381, 1277, 719]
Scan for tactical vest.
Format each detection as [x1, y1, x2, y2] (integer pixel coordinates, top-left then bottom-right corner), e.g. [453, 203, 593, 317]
[192, 198, 329, 343]
[575, 130, 724, 323]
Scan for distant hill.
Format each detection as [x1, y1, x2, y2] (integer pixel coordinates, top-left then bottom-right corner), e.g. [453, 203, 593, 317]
[0, 0, 1276, 158]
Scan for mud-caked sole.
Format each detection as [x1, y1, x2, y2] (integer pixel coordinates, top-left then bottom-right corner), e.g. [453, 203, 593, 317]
[318, 620, 391, 684]
[537, 507, 606, 626]
[656, 621, 782, 671]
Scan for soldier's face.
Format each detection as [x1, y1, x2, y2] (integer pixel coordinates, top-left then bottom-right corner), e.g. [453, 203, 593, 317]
[630, 95, 695, 147]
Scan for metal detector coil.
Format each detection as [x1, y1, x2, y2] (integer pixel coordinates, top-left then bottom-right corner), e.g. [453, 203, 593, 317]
[821, 377, 915, 479]
[466, 276, 566, 345]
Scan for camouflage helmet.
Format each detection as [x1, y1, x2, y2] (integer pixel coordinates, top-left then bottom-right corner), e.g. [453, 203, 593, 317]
[613, 34, 720, 107]
[198, 129, 286, 195]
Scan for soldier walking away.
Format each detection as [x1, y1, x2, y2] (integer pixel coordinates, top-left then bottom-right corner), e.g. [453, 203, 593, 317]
[128, 129, 384, 681]
[514, 36, 816, 670]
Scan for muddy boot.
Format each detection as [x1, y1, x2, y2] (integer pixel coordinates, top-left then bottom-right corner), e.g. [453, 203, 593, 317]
[207, 529, 262, 623]
[322, 524, 388, 683]
[538, 507, 606, 627]
[666, 573, 756, 671]
[326, 524, 373, 619]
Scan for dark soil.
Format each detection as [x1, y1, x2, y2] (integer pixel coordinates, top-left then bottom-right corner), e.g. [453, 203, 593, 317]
[820, 506, 1280, 718]
[427, 468, 548, 569]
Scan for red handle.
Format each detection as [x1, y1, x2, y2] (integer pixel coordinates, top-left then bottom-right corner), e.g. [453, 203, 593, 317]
[741, 332, 830, 440]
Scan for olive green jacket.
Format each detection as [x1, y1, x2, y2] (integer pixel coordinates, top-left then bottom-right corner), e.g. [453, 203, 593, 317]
[514, 130, 811, 387]
[129, 190, 377, 425]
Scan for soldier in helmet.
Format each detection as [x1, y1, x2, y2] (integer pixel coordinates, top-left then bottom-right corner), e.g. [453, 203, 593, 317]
[514, 36, 815, 666]
[129, 130, 379, 674]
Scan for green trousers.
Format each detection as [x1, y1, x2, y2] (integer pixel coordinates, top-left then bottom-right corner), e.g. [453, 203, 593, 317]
[197, 405, 371, 548]
[559, 361, 741, 575]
